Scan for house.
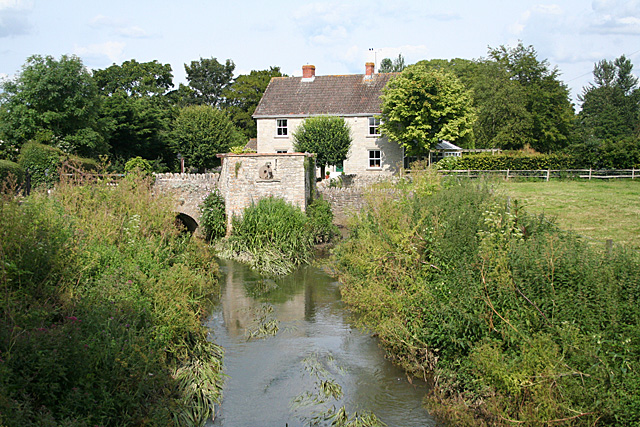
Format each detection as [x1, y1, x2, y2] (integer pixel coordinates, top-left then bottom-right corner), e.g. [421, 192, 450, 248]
[252, 63, 402, 176]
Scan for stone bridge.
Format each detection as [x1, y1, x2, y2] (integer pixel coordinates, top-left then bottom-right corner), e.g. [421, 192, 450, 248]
[154, 173, 220, 232]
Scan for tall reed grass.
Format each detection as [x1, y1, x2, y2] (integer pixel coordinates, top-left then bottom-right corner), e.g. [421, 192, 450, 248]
[333, 171, 640, 426]
[0, 176, 223, 426]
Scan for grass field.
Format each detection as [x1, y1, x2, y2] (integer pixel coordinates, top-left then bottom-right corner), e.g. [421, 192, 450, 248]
[501, 179, 640, 249]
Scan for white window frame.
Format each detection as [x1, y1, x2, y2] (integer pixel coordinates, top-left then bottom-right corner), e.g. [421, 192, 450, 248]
[368, 117, 380, 136]
[368, 149, 382, 169]
[276, 119, 288, 137]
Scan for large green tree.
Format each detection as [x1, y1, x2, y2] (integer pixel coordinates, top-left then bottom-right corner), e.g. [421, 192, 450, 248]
[184, 57, 235, 107]
[579, 55, 639, 140]
[224, 66, 284, 139]
[379, 54, 406, 73]
[94, 60, 175, 168]
[488, 43, 574, 153]
[416, 58, 533, 149]
[172, 105, 243, 171]
[0, 54, 105, 159]
[292, 116, 352, 177]
[379, 65, 476, 155]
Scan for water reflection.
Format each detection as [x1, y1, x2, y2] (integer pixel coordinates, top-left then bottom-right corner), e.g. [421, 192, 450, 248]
[205, 259, 437, 427]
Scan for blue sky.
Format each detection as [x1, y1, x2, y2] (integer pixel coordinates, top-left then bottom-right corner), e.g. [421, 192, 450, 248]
[1, 0, 640, 106]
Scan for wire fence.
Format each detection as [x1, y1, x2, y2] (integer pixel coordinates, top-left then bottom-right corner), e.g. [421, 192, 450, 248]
[436, 168, 638, 180]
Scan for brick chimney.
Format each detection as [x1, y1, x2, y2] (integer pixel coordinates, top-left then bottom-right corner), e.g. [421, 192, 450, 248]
[302, 65, 316, 79]
[365, 62, 375, 77]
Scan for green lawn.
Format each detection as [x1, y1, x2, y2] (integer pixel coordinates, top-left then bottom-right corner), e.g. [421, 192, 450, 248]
[501, 179, 640, 248]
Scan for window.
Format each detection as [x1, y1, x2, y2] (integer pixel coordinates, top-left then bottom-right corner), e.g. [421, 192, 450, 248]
[276, 149, 288, 153]
[369, 150, 381, 168]
[368, 117, 380, 136]
[276, 119, 288, 136]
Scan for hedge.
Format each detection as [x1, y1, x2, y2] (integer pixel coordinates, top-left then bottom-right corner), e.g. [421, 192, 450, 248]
[438, 153, 581, 170]
[0, 160, 25, 185]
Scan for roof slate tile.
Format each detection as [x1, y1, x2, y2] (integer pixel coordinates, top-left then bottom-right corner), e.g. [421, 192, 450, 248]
[252, 73, 397, 118]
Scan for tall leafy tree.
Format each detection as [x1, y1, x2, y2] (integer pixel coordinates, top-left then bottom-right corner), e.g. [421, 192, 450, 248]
[0, 54, 105, 158]
[292, 116, 352, 178]
[379, 65, 476, 155]
[579, 55, 639, 140]
[224, 66, 284, 139]
[184, 57, 235, 107]
[488, 43, 574, 152]
[94, 60, 175, 168]
[93, 59, 173, 97]
[416, 58, 534, 149]
[379, 54, 406, 73]
[172, 105, 243, 172]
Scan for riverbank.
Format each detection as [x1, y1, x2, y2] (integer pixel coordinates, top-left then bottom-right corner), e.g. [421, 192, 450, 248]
[331, 171, 640, 426]
[0, 177, 223, 426]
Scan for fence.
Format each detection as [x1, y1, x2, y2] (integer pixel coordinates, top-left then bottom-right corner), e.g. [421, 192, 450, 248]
[437, 168, 638, 181]
[59, 161, 124, 185]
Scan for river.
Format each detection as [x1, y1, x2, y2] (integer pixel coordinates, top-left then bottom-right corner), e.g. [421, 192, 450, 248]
[204, 259, 438, 427]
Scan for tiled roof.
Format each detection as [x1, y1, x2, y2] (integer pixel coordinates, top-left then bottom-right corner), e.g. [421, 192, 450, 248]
[252, 73, 397, 118]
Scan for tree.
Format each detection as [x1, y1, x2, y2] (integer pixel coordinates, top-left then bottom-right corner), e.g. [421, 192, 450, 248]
[94, 60, 176, 168]
[379, 65, 476, 155]
[579, 55, 639, 140]
[184, 57, 235, 107]
[224, 66, 284, 139]
[488, 43, 574, 152]
[379, 54, 406, 73]
[292, 116, 352, 178]
[93, 59, 173, 98]
[0, 54, 105, 158]
[172, 105, 243, 171]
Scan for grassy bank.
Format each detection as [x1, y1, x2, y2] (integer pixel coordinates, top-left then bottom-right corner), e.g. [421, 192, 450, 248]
[502, 180, 640, 248]
[332, 172, 640, 426]
[0, 177, 223, 426]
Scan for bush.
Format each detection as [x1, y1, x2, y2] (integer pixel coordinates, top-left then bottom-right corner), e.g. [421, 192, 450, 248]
[453, 152, 580, 170]
[200, 190, 226, 241]
[17, 142, 63, 188]
[332, 173, 640, 426]
[221, 196, 314, 275]
[0, 159, 24, 186]
[0, 177, 223, 426]
[306, 196, 339, 244]
[124, 156, 153, 177]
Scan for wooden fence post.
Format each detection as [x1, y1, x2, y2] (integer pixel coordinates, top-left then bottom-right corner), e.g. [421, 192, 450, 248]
[506, 169, 510, 180]
[546, 169, 550, 182]
[589, 168, 592, 180]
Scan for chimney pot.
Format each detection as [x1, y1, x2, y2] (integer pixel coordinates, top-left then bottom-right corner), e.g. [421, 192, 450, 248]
[302, 65, 316, 79]
[365, 62, 375, 76]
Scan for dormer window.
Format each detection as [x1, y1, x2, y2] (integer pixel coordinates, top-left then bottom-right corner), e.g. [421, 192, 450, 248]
[276, 119, 288, 136]
[368, 117, 380, 136]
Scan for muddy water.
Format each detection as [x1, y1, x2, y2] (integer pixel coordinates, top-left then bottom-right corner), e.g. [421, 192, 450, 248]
[205, 259, 438, 427]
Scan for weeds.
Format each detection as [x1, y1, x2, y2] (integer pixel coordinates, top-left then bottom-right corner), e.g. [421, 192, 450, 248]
[0, 176, 223, 426]
[332, 172, 640, 426]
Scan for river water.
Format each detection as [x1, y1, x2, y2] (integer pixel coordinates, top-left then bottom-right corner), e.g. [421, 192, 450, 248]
[205, 259, 438, 427]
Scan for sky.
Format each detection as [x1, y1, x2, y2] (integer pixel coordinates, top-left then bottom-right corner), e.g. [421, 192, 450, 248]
[1, 0, 639, 107]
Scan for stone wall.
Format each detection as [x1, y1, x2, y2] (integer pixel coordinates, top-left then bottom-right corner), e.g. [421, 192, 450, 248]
[217, 153, 315, 228]
[153, 173, 219, 226]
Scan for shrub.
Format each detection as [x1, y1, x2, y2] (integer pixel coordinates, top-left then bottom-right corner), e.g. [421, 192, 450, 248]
[200, 190, 226, 241]
[17, 142, 63, 187]
[124, 156, 153, 177]
[453, 152, 580, 170]
[306, 196, 339, 244]
[0, 159, 24, 185]
[0, 177, 223, 426]
[221, 196, 314, 275]
[332, 173, 640, 426]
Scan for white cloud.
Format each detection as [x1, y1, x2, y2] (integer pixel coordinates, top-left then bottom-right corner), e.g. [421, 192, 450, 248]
[587, 0, 640, 34]
[89, 14, 150, 38]
[0, 0, 32, 37]
[74, 41, 126, 63]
